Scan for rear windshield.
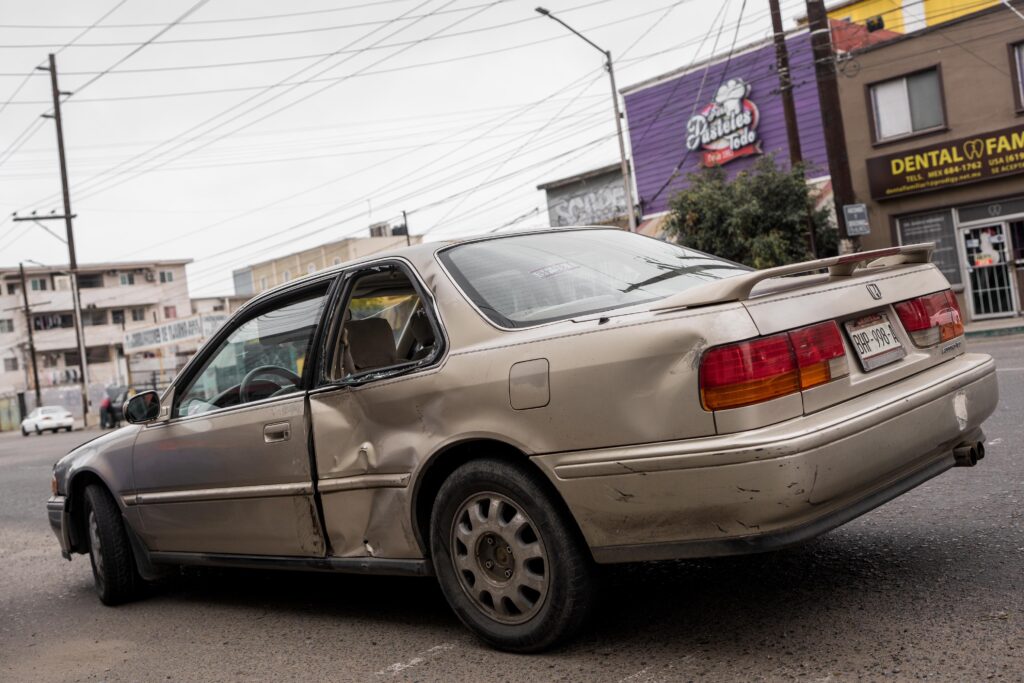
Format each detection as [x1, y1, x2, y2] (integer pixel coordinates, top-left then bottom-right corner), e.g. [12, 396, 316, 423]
[439, 230, 750, 327]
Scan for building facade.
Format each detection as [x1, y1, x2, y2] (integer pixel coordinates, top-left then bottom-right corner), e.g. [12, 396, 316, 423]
[820, 0, 999, 34]
[536, 163, 630, 229]
[838, 2, 1024, 321]
[621, 29, 832, 230]
[0, 259, 191, 422]
[233, 233, 421, 297]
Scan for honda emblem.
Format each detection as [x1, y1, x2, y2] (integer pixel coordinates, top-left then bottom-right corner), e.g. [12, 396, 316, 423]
[867, 284, 882, 300]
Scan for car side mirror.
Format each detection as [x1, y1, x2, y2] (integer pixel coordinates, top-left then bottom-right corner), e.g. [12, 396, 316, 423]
[124, 391, 160, 424]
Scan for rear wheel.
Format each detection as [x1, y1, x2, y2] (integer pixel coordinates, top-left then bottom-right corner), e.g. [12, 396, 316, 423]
[430, 458, 594, 652]
[83, 484, 143, 605]
[21, 427, 27, 437]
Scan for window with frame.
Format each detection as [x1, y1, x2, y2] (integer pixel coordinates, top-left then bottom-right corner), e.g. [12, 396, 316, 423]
[83, 309, 107, 326]
[131, 307, 147, 322]
[34, 313, 74, 330]
[111, 309, 125, 325]
[160, 271, 173, 283]
[0, 319, 13, 333]
[174, 291, 327, 417]
[1014, 43, 1024, 110]
[6, 283, 17, 295]
[163, 305, 177, 319]
[30, 278, 48, 291]
[329, 266, 440, 381]
[259, 277, 268, 291]
[870, 69, 944, 141]
[120, 273, 135, 286]
[3, 358, 17, 372]
[77, 273, 104, 288]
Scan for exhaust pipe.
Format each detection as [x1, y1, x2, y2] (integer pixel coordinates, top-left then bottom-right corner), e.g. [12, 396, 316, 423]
[953, 441, 983, 467]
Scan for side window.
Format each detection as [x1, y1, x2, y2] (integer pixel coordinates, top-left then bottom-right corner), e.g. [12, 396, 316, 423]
[329, 266, 440, 381]
[175, 292, 327, 417]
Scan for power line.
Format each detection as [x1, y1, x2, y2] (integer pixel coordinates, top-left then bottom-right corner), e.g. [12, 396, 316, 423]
[99, 64, 607, 263]
[648, 0, 751, 207]
[10, 0, 448, 210]
[0, 0, 616, 49]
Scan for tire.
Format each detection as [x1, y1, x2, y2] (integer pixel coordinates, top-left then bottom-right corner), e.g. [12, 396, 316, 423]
[83, 484, 143, 606]
[21, 427, 27, 437]
[35, 426, 41, 435]
[430, 458, 594, 652]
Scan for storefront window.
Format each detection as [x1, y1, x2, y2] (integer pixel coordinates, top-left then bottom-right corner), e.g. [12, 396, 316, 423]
[1014, 43, 1024, 110]
[870, 69, 944, 141]
[896, 210, 961, 286]
[1011, 220, 1024, 262]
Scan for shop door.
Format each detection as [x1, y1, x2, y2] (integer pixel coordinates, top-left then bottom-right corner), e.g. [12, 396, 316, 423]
[961, 224, 1018, 319]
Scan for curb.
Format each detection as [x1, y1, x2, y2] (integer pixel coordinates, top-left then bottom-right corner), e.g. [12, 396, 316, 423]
[965, 325, 1024, 339]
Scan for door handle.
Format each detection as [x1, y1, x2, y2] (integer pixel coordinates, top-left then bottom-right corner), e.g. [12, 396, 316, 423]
[263, 421, 291, 443]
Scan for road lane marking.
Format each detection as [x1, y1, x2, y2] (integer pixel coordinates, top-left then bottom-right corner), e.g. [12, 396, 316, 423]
[376, 643, 454, 676]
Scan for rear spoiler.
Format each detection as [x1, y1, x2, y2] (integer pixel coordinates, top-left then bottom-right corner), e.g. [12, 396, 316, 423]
[652, 243, 935, 311]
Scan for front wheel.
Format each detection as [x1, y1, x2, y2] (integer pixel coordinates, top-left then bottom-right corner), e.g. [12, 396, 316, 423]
[430, 459, 594, 652]
[21, 427, 27, 437]
[83, 484, 143, 605]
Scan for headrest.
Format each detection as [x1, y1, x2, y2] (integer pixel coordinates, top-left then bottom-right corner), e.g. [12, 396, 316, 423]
[408, 310, 435, 346]
[344, 318, 396, 371]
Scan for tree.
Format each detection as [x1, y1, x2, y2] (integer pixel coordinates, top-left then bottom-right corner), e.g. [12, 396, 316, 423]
[663, 155, 836, 269]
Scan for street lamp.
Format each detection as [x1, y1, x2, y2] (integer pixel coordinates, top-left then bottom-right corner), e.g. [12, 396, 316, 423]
[536, 6, 638, 232]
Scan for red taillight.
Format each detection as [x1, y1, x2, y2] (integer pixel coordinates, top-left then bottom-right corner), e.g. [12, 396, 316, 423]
[788, 321, 849, 389]
[893, 290, 963, 347]
[700, 322, 849, 411]
[700, 334, 799, 410]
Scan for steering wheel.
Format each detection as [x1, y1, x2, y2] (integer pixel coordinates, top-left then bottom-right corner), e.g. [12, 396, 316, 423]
[239, 365, 301, 403]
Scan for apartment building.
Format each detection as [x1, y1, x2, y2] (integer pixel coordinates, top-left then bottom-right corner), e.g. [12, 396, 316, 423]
[0, 259, 191, 417]
[232, 228, 421, 296]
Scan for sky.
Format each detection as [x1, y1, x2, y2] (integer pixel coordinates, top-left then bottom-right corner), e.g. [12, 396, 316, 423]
[0, 0, 816, 296]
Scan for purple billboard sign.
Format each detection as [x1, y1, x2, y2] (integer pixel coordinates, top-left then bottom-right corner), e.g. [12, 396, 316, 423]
[623, 32, 829, 217]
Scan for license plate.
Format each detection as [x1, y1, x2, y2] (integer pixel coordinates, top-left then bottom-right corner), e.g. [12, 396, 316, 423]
[844, 313, 905, 371]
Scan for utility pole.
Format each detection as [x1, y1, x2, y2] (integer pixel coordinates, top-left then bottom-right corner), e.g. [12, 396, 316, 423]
[535, 7, 637, 232]
[770, 0, 816, 257]
[18, 263, 42, 408]
[40, 52, 90, 424]
[401, 210, 411, 247]
[805, 0, 860, 252]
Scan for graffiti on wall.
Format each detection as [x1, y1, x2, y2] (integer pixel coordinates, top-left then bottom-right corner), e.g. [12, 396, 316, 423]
[546, 171, 627, 227]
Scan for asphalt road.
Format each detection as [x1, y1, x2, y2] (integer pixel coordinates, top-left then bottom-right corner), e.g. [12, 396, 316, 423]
[1, 337, 1022, 682]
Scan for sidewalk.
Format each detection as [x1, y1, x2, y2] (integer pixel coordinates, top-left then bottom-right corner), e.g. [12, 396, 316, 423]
[964, 317, 1024, 339]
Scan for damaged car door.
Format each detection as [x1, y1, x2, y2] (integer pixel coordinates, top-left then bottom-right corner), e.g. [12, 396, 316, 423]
[308, 261, 445, 559]
[130, 283, 332, 557]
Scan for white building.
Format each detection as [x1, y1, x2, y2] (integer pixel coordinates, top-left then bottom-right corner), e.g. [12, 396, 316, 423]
[0, 259, 191, 423]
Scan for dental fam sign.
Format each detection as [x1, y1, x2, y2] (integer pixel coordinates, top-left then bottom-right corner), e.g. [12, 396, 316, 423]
[867, 124, 1024, 200]
[685, 78, 762, 167]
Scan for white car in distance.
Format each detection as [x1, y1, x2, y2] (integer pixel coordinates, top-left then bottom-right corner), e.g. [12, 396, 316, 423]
[22, 406, 74, 436]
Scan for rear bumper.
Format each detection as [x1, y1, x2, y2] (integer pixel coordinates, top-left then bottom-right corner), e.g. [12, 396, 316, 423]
[47, 495, 72, 559]
[535, 353, 998, 563]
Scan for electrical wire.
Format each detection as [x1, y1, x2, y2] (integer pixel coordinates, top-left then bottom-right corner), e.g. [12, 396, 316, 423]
[16, 0, 486, 209]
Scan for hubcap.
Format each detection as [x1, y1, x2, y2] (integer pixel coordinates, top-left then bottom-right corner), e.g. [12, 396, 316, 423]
[88, 510, 105, 585]
[450, 492, 549, 625]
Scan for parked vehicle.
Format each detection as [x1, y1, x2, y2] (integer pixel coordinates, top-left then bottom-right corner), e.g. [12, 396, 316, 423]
[46, 229, 997, 651]
[22, 406, 74, 435]
[100, 387, 128, 429]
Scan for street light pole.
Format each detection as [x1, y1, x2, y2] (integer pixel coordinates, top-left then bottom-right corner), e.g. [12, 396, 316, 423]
[535, 7, 637, 232]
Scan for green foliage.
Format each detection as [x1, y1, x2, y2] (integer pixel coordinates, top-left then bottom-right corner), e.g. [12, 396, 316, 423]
[663, 155, 837, 269]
